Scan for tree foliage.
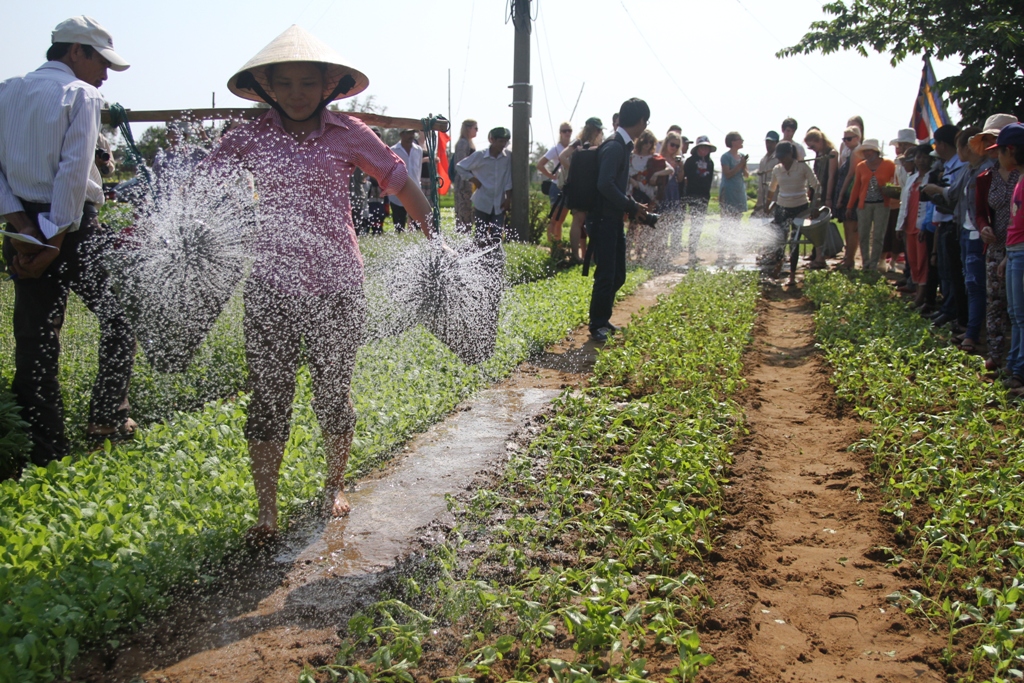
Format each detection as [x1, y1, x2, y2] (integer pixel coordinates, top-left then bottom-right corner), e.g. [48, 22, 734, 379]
[778, 0, 1024, 124]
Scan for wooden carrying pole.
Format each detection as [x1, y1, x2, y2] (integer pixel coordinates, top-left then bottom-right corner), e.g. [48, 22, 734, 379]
[101, 108, 449, 132]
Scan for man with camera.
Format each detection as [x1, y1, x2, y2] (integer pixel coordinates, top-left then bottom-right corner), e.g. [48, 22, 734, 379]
[0, 16, 136, 468]
[587, 98, 652, 343]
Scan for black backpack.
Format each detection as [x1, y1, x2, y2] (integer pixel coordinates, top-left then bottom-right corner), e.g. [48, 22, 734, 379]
[561, 146, 600, 212]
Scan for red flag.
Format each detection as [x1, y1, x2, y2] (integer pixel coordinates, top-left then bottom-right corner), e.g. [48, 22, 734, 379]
[436, 131, 451, 195]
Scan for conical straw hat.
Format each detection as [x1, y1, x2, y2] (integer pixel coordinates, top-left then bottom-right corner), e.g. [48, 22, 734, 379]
[227, 25, 369, 103]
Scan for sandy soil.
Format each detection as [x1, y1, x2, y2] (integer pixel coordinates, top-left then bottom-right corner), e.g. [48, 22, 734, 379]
[695, 284, 946, 683]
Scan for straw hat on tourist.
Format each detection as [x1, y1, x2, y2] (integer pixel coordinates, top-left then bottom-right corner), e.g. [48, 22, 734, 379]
[227, 25, 369, 105]
[969, 113, 1019, 155]
[855, 138, 882, 155]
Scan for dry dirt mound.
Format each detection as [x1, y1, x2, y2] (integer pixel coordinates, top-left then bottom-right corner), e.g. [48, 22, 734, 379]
[696, 285, 945, 683]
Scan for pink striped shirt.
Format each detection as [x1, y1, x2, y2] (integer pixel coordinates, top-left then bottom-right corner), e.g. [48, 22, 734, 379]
[207, 109, 408, 295]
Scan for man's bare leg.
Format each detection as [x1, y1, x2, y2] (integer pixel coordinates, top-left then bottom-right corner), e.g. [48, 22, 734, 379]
[324, 431, 354, 517]
[249, 439, 285, 533]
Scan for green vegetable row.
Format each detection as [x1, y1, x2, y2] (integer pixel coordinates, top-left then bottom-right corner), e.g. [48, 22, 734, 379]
[805, 271, 1024, 681]
[307, 271, 758, 683]
[0, 239, 558, 476]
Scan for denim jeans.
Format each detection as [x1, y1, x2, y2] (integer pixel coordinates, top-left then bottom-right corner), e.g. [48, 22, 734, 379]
[1005, 250, 1024, 378]
[960, 230, 987, 341]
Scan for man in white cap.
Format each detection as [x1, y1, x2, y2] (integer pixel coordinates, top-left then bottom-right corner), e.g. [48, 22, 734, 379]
[0, 16, 135, 469]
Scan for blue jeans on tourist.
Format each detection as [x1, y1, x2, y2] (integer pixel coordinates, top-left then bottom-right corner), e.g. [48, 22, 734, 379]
[960, 229, 986, 342]
[1005, 250, 1024, 379]
[548, 181, 561, 205]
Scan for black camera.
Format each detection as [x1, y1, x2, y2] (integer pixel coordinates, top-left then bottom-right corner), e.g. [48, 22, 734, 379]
[95, 148, 111, 162]
[639, 212, 659, 227]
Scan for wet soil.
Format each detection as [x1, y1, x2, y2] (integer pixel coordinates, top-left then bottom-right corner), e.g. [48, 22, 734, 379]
[75, 272, 684, 683]
[695, 283, 946, 683]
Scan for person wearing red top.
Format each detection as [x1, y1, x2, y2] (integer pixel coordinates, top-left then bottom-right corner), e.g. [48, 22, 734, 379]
[846, 139, 897, 271]
[213, 26, 436, 538]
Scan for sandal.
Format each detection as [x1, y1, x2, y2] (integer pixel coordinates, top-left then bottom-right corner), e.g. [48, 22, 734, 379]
[959, 339, 977, 353]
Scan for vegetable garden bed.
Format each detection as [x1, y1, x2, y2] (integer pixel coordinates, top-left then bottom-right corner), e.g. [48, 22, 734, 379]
[299, 270, 758, 683]
[805, 271, 1024, 681]
[0, 256, 647, 683]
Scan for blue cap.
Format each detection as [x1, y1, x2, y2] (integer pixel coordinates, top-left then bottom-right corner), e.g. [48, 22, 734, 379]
[765, 130, 780, 142]
[993, 122, 1024, 149]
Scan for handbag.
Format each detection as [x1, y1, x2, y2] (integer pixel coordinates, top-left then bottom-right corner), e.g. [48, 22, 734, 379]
[540, 179, 553, 195]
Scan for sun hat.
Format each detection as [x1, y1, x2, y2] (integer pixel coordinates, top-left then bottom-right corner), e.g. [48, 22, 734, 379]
[765, 131, 780, 143]
[855, 138, 882, 154]
[889, 128, 917, 146]
[51, 16, 129, 71]
[585, 116, 604, 128]
[692, 135, 717, 153]
[970, 114, 1018, 154]
[228, 25, 369, 109]
[986, 123, 1024, 151]
[489, 126, 511, 139]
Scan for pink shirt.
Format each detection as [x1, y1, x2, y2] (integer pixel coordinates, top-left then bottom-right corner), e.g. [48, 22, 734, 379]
[1009, 178, 1024, 249]
[207, 109, 408, 295]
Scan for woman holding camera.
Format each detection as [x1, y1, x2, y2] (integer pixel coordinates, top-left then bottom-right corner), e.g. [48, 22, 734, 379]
[720, 131, 749, 217]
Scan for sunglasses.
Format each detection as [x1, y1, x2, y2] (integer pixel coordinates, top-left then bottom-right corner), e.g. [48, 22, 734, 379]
[843, 136, 857, 141]
[667, 143, 679, 148]
[560, 129, 572, 133]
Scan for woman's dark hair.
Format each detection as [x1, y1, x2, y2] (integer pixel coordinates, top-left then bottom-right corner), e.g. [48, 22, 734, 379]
[725, 131, 742, 147]
[955, 126, 981, 149]
[916, 143, 934, 157]
[618, 98, 650, 128]
[781, 117, 798, 131]
[46, 43, 95, 61]
[775, 141, 794, 159]
[1006, 145, 1024, 167]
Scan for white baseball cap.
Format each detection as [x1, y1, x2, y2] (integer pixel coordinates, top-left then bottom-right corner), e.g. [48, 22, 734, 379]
[51, 16, 130, 72]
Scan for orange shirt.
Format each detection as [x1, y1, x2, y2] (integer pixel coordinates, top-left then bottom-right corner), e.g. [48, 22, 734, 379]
[847, 158, 897, 210]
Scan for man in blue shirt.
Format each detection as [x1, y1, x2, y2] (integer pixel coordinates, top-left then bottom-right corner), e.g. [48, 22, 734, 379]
[923, 124, 968, 328]
[587, 98, 651, 343]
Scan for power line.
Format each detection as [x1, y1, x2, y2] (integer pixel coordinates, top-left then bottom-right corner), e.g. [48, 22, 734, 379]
[618, 0, 722, 134]
[536, 2, 569, 112]
[311, 0, 339, 28]
[534, 23, 555, 140]
[454, 0, 477, 122]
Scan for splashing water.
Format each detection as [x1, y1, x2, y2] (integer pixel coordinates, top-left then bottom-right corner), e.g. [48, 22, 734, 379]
[107, 162, 256, 373]
[383, 236, 505, 365]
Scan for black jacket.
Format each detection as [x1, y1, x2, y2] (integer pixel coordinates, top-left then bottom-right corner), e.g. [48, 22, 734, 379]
[593, 132, 638, 220]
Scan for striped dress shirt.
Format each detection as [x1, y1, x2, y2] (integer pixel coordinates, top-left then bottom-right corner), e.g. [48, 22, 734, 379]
[0, 61, 104, 232]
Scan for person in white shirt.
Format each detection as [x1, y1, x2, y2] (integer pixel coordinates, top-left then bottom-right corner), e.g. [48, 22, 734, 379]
[0, 16, 136, 468]
[768, 141, 821, 283]
[456, 126, 513, 244]
[538, 121, 572, 247]
[388, 128, 423, 233]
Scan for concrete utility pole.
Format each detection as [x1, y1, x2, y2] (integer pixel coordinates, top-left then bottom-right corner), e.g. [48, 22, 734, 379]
[510, 0, 532, 242]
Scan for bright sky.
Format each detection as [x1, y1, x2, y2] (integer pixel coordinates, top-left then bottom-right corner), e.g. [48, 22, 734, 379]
[3, 0, 961, 155]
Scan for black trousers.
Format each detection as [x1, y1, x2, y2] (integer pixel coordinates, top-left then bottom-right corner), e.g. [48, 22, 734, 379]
[3, 202, 135, 466]
[473, 209, 506, 246]
[936, 221, 968, 325]
[587, 214, 627, 333]
[921, 229, 939, 307]
[392, 204, 408, 232]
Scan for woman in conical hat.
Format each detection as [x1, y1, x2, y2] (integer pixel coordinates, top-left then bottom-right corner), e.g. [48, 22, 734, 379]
[208, 25, 436, 539]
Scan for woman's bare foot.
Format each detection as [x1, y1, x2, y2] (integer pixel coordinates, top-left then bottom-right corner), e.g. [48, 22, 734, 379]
[244, 522, 278, 547]
[323, 487, 351, 517]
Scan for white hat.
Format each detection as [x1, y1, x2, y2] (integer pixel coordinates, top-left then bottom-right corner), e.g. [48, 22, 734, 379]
[52, 16, 129, 72]
[969, 114, 1018, 154]
[855, 138, 882, 154]
[691, 135, 717, 153]
[889, 128, 917, 146]
[228, 25, 368, 104]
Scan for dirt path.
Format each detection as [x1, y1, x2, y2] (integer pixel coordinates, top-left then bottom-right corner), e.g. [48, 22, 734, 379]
[75, 272, 684, 683]
[696, 285, 946, 683]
